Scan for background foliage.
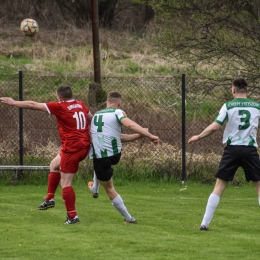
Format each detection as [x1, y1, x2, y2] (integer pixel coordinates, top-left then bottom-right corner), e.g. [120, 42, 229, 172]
[149, 0, 260, 87]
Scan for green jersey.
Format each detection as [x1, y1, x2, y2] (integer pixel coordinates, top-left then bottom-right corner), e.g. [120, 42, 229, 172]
[215, 98, 260, 147]
[89, 107, 127, 158]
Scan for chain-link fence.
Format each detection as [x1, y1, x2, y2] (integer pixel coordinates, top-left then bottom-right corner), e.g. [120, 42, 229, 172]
[1, 72, 260, 181]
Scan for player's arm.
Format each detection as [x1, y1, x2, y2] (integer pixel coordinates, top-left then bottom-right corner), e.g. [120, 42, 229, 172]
[188, 122, 221, 143]
[121, 127, 149, 142]
[121, 117, 159, 145]
[0, 97, 47, 112]
[121, 133, 143, 142]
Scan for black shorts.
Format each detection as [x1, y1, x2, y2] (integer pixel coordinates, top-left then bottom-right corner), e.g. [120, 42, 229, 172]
[93, 153, 121, 181]
[215, 145, 260, 182]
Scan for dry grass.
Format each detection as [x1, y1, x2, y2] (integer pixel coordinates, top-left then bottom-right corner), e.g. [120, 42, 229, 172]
[0, 136, 221, 164]
[0, 19, 182, 76]
[0, 137, 248, 185]
[0, 134, 59, 159]
[122, 142, 221, 182]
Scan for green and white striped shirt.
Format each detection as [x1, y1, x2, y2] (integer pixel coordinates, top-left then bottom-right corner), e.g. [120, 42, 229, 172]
[89, 107, 127, 158]
[215, 98, 260, 147]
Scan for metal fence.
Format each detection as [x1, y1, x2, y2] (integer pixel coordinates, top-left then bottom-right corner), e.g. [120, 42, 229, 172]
[1, 72, 260, 181]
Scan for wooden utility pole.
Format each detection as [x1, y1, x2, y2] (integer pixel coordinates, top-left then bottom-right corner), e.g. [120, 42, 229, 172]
[91, 0, 101, 85]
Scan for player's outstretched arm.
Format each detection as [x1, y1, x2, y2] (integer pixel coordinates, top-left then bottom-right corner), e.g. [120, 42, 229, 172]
[121, 128, 149, 142]
[188, 135, 200, 143]
[0, 97, 47, 111]
[188, 122, 221, 143]
[121, 118, 159, 145]
[121, 133, 143, 142]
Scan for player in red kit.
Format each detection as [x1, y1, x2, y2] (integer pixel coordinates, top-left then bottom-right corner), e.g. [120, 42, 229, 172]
[0, 86, 93, 224]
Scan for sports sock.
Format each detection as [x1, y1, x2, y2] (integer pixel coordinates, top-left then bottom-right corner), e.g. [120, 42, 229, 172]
[201, 193, 220, 227]
[62, 186, 77, 219]
[111, 194, 132, 221]
[45, 172, 61, 200]
[258, 197, 260, 206]
[92, 171, 100, 193]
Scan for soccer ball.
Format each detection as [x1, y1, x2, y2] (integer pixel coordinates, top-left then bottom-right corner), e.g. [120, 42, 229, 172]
[20, 18, 39, 37]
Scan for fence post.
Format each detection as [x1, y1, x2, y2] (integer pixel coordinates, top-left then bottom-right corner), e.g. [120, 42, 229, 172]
[91, 0, 101, 85]
[182, 74, 186, 183]
[89, 83, 101, 107]
[18, 71, 23, 179]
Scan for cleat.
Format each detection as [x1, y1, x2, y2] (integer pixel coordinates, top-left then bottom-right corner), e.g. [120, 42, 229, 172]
[88, 181, 99, 198]
[92, 193, 99, 198]
[37, 198, 55, 210]
[64, 215, 80, 224]
[199, 225, 208, 231]
[124, 218, 137, 224]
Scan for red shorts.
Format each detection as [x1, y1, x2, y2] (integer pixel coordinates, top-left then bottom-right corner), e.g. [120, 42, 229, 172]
[60, 147, 89, 174]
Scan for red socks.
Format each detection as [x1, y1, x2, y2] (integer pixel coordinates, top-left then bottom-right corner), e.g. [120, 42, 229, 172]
[62, 186, 77, 219]
[45, 172, 61, 200]
[45, 173, 77, 219]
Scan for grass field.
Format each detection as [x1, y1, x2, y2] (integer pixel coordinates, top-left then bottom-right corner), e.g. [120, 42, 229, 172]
[1, 181, 260, 260]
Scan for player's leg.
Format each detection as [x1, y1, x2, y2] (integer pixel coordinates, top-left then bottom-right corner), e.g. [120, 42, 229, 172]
[88, 171, 100, 198]
[242, 147, 260, 206]
[98, 177, 117, 200]
[199, 146, 239, 230]
[37, 153, 61, 210]
[94, 155, 136, 223]
[99, 177, 136, 223]
[200, 178, 228, 230]
[92, 171, 100, 194]
[60, 149, 87, 224]
[60, 172, 79, 224]
[46, 153, 61, 200]
[253, 181, 260, 205]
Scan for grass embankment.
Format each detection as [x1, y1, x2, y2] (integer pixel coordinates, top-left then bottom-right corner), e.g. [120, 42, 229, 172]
[1, 181, 260, 260]
[0, 22, 180, 77]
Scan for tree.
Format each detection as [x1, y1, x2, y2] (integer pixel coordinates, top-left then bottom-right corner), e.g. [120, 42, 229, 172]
[148, 0, 260, 88]
[99, 0, 118, 28]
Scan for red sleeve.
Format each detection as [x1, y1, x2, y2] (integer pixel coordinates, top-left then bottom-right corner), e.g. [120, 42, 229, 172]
[45, 102, 61, 115]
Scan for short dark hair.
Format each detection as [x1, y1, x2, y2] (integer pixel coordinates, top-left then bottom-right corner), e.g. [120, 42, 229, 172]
[107, 91, 122, 103]
[232, 78, 248, 93]
[57, 86, 73, 100]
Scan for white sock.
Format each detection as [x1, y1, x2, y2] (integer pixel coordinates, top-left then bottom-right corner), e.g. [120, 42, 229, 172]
[91, 171, 100, 194]
[111, 195, 132, 221]
[201, 193, 220, 227]
[258, 197, 260, 206]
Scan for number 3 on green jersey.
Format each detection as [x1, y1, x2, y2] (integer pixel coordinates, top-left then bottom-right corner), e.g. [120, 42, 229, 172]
[238, 110, 250, 130]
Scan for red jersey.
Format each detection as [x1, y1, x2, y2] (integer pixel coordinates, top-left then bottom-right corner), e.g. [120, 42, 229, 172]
[45, 99, 91, 152]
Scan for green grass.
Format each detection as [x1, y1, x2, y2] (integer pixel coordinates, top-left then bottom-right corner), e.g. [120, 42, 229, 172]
[1, 181, 260, 259]
[0, 55, 33, 74]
